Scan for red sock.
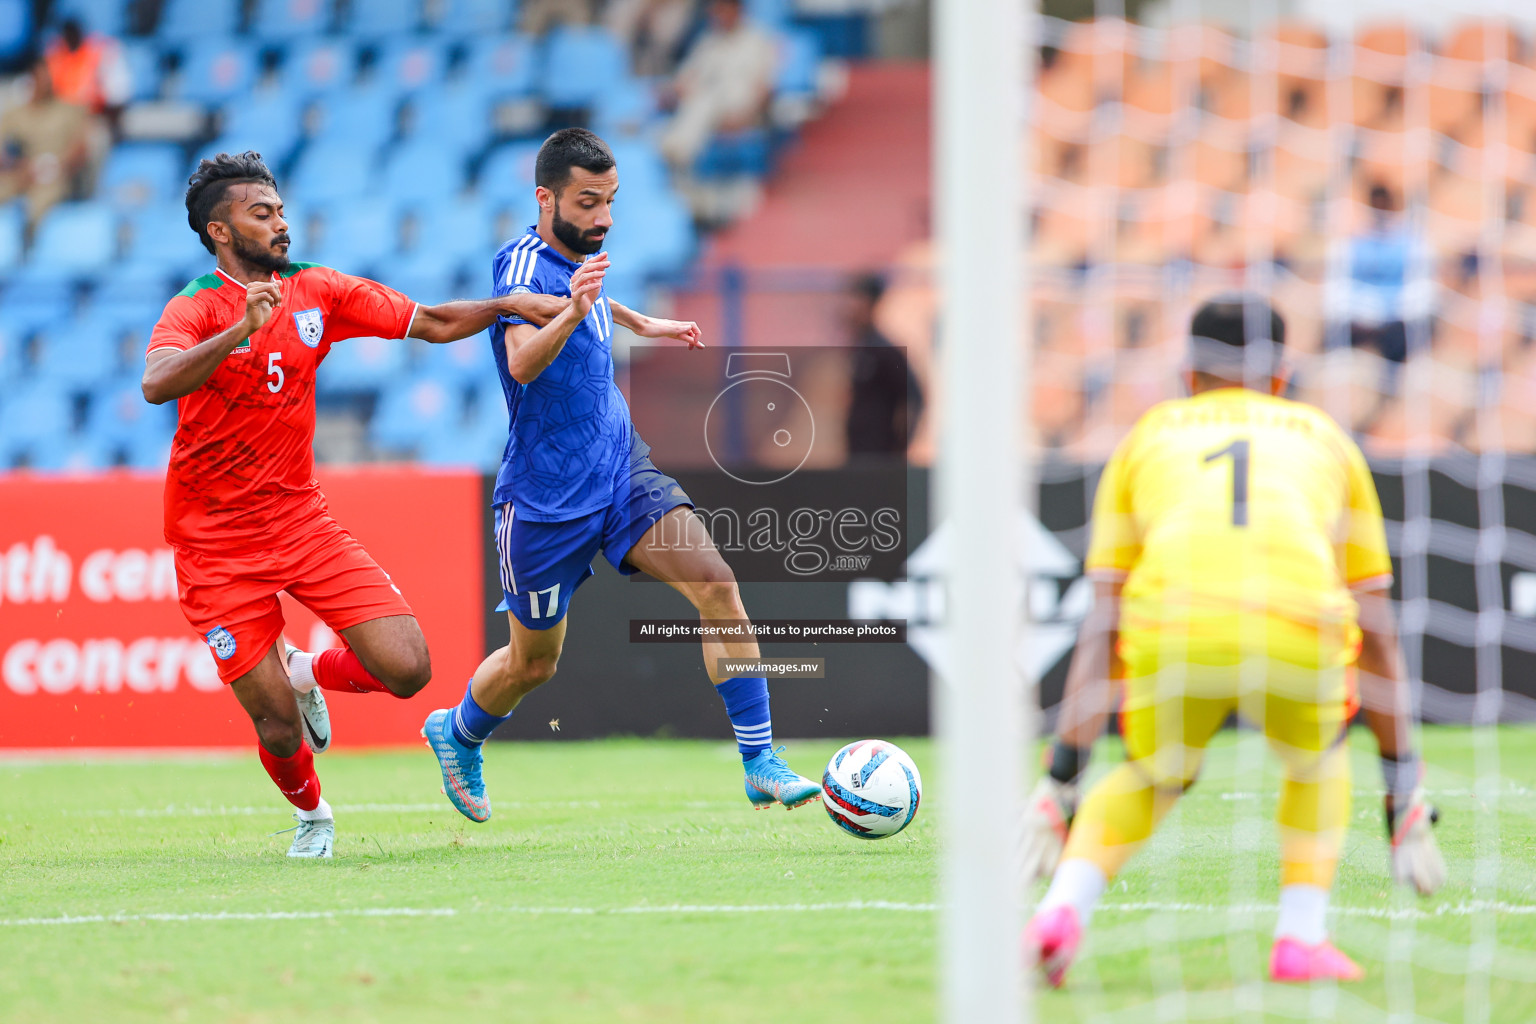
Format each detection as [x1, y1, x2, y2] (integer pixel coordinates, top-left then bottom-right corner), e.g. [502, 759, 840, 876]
[313, 646, 395, 696]
[258, 742, 321, 812]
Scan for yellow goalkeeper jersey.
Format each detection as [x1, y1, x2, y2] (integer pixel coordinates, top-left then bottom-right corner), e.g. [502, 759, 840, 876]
[1085, 387, 1393, 677]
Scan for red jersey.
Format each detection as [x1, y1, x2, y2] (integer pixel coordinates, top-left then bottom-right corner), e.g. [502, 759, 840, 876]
[148, 263, 417, 552]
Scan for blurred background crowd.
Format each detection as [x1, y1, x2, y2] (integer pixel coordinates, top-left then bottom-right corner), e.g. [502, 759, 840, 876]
[5, 1, 1536, 476]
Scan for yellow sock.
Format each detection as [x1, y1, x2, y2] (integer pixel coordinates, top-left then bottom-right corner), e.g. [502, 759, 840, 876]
[1062, 762, 1182, 879]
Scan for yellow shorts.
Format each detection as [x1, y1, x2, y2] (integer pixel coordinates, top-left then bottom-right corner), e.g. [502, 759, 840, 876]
[1118, 662, 1351, 789]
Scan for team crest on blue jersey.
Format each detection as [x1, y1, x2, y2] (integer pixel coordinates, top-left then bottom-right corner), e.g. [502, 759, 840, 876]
[205, 626, 237, 661]
[293, 308, 324, 348]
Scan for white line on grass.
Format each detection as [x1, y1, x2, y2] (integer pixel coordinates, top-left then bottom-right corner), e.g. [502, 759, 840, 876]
[4, 899, 1533, 928]
[64, 800, 740, 818]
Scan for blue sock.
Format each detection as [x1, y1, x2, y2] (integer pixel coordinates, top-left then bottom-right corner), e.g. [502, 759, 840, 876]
[449, 681, 513, 747]
[715, 676, 772, 761]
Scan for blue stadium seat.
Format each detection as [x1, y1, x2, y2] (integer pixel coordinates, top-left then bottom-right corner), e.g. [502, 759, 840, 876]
[251, 0, 333, 42]
[91, 264, 185, 309]
[540, 26, 629, 110]
[341, 0, 422, 37]
[432, 0, 510, 35]
[22, 433, 117, 472]
[0, 201, 24, 272]
[307, 87, 400, 150]
[379, 264, 457, 306]
[121, 40, 164, 101]
[417, 416, 503, 468]
[318, 335, 409, 395]
[374, 37, 445, 94]
[213, 88, 305, 163]
[124, 203, 212, 275]
[31, 203, 117, 274]
[400, 194, 493, 266]
[776, 29, 823, 100]
[0, 381, 73, 450]
[413, 329, 497, 385]
[172, 36, 257, 104]
[370, 375, 462, 449]
[476, 140, 540, 202]
[125, 432, 172, 469]
[0, 285, 74, 338]
[381, 141, 467, 204]
[746, 0, 793, 28]
[606, 192, 694, 279]
[52, 0, 126, 37]
[405, 84, 493, 155]
[608, 139, 670, 196]
[288, 140, 380, 205]
[281, 38, 355, 95]
[99, 144, 184, 208]
[694, 129, 771, 178]
[155, 0, 241, 41]
[32, 319, 119, 390]
[306, 200, 401, 268]
[461, 34, 538, 98]
[86, 378, 175, 450]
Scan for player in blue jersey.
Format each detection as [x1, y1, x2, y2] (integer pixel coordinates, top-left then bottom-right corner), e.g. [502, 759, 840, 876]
[424, 128, 821, 820]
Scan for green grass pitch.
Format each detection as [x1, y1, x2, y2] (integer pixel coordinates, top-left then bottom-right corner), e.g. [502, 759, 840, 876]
[1, 728, 1533, 1023]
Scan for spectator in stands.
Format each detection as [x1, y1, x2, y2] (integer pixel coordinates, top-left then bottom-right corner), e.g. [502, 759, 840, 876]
[0, 58, 95, 227]
[1325, 182, 1436, 364]
[608, 0, 698, 77]
[44, 17, 130, 126]
[843, 272, 924, 458]
[658, 0, 777, 171]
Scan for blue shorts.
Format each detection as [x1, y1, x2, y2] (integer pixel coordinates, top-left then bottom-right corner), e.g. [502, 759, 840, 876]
[494, 454, 691, 629]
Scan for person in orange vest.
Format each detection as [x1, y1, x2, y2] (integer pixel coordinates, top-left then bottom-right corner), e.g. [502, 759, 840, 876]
[44, 17, 130, 120]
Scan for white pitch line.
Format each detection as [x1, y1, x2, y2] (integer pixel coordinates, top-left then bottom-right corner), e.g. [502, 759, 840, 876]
[62, 800, 741, 818]
[5, 899, 1533, 929]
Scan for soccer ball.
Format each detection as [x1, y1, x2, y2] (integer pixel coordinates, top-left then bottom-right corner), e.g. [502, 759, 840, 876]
[821, 740, 922, 839]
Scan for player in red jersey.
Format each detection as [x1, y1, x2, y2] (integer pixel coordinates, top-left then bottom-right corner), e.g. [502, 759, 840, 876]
[142, 151, 579, 857]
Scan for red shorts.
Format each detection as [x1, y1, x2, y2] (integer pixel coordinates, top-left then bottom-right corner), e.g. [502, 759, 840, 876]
[174, 511, 413, 684]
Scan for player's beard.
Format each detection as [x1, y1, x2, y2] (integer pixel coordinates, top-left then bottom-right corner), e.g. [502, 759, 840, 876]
[230, 225, 291, 274]
[551, 204, 606, 256]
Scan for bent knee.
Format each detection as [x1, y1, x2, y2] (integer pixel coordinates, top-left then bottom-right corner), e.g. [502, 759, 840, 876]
[512, 653, 560, 688]
[387, 653, 432, 697]
[256, 718, 303, 757]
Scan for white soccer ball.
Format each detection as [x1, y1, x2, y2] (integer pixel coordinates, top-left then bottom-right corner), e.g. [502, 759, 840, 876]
[821, 739, 922, 839]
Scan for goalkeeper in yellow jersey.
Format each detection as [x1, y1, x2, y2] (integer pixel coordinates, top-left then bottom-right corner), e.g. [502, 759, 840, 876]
[1021, 295, 1446, 987]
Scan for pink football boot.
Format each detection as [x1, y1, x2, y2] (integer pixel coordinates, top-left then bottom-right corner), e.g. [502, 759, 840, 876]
[1269, 937, 1364, 982]
[1022, 904, 1083, 988]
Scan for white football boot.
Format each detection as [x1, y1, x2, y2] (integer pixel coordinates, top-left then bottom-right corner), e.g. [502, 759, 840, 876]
[285, 641, 331, 754]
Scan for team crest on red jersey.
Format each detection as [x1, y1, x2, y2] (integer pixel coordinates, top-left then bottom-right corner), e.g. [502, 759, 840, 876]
[293, 308, 324, 347]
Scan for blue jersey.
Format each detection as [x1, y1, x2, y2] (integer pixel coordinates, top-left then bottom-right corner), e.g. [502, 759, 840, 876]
[489, 228, 632, 521]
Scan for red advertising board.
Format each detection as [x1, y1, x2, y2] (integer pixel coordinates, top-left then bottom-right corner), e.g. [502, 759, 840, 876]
[0, 468, 482, 750]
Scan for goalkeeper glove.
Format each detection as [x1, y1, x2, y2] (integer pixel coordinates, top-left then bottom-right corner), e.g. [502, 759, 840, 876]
[1383, 753, 1447, 897]
[1020, 740, 1087, 884]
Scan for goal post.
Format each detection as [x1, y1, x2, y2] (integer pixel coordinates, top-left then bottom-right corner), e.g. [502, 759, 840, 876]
[934, 0, 1032, 1020]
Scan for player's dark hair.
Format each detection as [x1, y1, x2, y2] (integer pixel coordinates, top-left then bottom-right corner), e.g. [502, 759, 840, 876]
[185, 151, 278, 255]
[1190, 294, 1285, 350]
[534, 128, 615, 195]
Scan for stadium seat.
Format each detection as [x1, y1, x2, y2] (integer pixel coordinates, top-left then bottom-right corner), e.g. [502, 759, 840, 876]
[288, 141, 381, 205]
[0, 201, 23, 272]
[90, 263, 186, 309]
[413, 330, 498, 386]
[305, 200, 401, 268]
[52, 0, 127, 38]
[99, 144, 184, 208]
[606, 193, 694, 279]
[318, 335, 410, 395]
[379, 263, 458, 306]
[381, 141, 469, 203]
[431, 0, 510, 35]
[476, 140, 540, 201]
[460, 34, 538, 98]
[85, 378, 175, 449]
[281, 38, 355, 95]
[0, 381, 73, 450]
[775, 29, 822, 101]
[214, 88, 305, 163]
[370, 375, 463, 449]
[403, 84, 494, 155]
[124, 204, 213, 276]
[31, 319, 119, 390]
[694, 129, 771, 179]
[30, 203, 117, 274]
[340, 0, 423, 38]
[120, 40, 164, 101]
[23, 433, 118, 471]
[155, 0, 241, 42]
[251, 0, 333, 42]
[307, 87, 401, 151]
[171, 36, 258, 104]
[539, 26, 629, 110]
[374, 37, 446, 94]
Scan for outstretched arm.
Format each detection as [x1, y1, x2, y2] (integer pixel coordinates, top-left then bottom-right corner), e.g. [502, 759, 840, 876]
[408, 290, 571, 344]
[502, 255, 608, 384]
[608, 299, 705, 349]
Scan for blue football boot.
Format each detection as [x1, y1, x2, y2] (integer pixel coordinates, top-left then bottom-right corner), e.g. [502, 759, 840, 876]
[422, 709, 490, 822]
[743, 746, 822, 810]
